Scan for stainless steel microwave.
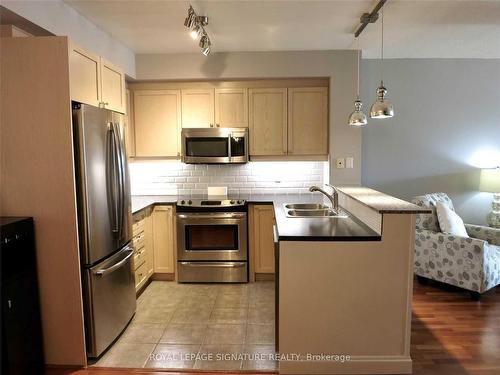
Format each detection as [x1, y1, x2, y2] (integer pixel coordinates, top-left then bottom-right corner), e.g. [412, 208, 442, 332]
[181, 128, 249, 164]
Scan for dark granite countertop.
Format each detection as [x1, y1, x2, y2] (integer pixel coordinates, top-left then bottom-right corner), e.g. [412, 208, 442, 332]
[131, 194, 381, 242]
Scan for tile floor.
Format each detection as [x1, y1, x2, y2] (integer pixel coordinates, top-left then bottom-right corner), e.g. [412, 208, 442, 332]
[93, 281, 277, 371]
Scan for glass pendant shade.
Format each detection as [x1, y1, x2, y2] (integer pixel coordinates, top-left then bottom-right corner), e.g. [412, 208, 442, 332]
[370, 82, 394, 119]
[348, 99, 368, 126]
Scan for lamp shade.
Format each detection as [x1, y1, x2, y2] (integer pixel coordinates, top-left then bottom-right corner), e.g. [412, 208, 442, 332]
[480, 167, 500, 193]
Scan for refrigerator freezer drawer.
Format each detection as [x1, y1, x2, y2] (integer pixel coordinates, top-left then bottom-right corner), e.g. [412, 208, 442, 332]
[83, 244, 136, 358]
[177, 261, 248, 283]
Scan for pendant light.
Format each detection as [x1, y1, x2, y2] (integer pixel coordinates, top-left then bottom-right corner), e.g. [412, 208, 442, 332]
[348, 37, 368, 126]
[370, 6, 394, 119]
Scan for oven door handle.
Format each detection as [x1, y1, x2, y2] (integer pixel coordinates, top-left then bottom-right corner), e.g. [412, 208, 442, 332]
[177, 213, 246, 220]
[179, 261, 246, 268]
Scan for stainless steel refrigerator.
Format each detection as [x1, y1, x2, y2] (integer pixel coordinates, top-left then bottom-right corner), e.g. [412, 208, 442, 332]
[72, 103, 136, 359]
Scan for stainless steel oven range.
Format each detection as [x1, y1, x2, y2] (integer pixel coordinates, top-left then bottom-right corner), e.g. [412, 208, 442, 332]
[176, 198, 248, 283]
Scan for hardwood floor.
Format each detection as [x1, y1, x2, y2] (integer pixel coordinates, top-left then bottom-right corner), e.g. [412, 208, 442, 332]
[46, 279, 500, 375]
[411, 279, 500, 375]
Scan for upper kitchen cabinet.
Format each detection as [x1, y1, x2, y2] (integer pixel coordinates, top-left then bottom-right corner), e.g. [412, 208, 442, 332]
[287, 87, 328, 156]
[215, 88, 248, 128]
[69, 44, 101, 108]
[69, 42, 126, 113]
[100, 57, 126, 113]
[249, 88, 287, 156]
[125, 89, 136, 158]
[181, 89, 215, 128]
[134, 90, 181, 158]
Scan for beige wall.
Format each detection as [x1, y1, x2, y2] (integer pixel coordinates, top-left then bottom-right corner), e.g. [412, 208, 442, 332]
[136, 50, 362, 186]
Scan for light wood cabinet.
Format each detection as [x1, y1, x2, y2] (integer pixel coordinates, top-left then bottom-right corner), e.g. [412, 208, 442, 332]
[215, 88, 248, 128]
[69, 44, 101, 108]
[124, 89, 135, 157]
[132, 210, 150, 292]
[152, 205, 176, 274]
[288, 87, 328, 156]
[249, 88, 287, 155]
[250, 205, 276, 274]
[69, 43, 126, 113]
[181, 89, 215, 128]
[100, 57, 126, 113]
[144, 211, 154, 278]
[134, 90, 181, 158]
[128, 80, 329, 160]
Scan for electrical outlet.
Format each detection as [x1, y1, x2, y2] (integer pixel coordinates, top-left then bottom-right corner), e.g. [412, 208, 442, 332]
[336, 158, 345, 169]
[346, 157, 354, 169]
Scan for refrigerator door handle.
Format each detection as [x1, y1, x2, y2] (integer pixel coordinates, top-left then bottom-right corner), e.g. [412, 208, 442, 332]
[106, 122, 119, 235]
[113, 122, 125, 239]
[93, 248, 134, 277]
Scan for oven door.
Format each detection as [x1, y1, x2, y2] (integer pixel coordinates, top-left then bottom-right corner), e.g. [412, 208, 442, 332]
[177, 212, 247, 261]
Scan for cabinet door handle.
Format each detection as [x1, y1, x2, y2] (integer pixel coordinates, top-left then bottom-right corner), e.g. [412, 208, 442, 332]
[216, 123, 220, 127]
[210, 123, 214, 127]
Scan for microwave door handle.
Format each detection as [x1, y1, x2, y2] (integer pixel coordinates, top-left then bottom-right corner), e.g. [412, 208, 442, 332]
[228, 133, 232, 162]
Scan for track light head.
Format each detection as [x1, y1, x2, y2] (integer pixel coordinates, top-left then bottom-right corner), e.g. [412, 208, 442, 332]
[190, 24, 201, 40]
[184, 6, 195, 28]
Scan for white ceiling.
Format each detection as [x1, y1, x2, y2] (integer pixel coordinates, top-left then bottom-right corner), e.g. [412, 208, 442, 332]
[63, 0, 500, 58]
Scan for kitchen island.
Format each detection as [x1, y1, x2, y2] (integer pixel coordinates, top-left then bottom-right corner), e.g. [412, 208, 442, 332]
[276, 187, 429, 375]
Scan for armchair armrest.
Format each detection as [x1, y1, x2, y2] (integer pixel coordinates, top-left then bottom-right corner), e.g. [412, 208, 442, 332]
[416, 228, 487, 250]
[465, 224, 500, 246]
[415, 228, 490, 292]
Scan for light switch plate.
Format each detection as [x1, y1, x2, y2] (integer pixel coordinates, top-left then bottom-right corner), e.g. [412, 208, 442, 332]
[346, 157, 354, 169]
[336, 158, 345, 169]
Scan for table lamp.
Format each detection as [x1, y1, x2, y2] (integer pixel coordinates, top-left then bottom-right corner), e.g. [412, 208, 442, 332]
[480, 167, 500, 228]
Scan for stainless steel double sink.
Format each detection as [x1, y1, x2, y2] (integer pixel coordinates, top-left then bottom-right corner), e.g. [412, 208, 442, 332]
[283, 203, 348, 218]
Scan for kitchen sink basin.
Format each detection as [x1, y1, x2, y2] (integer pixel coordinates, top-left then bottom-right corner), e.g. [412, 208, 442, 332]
[285, 208, 349, 218]
[284, 203, 330, 210]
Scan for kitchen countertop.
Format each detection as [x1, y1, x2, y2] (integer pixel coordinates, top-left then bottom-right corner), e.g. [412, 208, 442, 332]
[336, 186, 429, 214]
[131, 193, 382, 241]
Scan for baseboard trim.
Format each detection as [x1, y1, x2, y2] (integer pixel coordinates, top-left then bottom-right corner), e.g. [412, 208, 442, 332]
[152, 273, 175, 281]
[279, 355, 412, 374]
[255, 273, 275, 281]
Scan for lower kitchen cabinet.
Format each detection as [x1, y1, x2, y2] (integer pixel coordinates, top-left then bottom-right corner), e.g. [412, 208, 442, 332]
[249, 204, 276, 277]
[132, 209, 150, 291]
[132, 205, 176, 291]
[152, 205, 176, 274]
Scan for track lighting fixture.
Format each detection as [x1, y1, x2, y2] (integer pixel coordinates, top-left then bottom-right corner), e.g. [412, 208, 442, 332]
[184, 5, 212, 56]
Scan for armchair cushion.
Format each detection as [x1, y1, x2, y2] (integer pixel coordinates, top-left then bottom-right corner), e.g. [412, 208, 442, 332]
[412, 193, 455, 232]
[436, 202, 468, 237]
[465, 224, 500, 246]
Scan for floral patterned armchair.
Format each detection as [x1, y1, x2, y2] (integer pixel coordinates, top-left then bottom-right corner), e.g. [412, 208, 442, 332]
[411, 193, 500, 298]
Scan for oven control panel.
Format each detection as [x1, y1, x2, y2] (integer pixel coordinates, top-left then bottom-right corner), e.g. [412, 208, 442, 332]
[177, 198, 246, 208]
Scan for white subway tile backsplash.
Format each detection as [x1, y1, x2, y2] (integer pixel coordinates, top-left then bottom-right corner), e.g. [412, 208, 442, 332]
[129, 161, 327, 196]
